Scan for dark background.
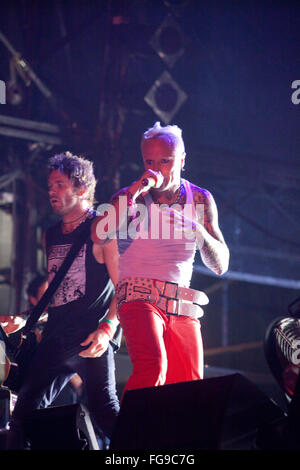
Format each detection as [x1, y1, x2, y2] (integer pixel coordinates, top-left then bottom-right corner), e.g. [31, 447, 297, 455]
[0, 0, 299, 400]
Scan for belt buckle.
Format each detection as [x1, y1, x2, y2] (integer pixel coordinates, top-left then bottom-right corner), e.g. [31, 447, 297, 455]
[163, 281, 179, 299]
[158, 281, 180, 316]
[165, 298, 180, 316]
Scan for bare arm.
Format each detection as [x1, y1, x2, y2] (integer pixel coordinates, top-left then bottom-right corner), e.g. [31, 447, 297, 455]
[193, 187, 229, 275]
[101, 238, 119, 330]
[79, 238, 120, 358]
[91, 170, 160, 245]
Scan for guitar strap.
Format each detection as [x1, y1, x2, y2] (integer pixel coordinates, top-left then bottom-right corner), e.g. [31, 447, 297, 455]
[22, 216, 93, 336]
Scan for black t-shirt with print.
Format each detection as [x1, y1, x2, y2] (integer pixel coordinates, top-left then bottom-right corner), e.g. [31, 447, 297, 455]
[44, 212, 121, 353]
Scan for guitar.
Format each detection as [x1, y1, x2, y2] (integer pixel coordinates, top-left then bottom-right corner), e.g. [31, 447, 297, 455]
[0, 312, 48, 391]
[0, 323, 21, 389]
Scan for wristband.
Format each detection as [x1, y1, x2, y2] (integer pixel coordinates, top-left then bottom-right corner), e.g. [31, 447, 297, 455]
[97, 321, 115, 339]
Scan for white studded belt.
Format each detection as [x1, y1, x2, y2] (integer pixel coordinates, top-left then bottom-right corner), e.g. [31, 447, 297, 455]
[116, 277, 209, 319]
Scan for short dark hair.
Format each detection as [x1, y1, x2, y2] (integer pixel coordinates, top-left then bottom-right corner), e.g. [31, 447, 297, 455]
[48, 151, 97, 206]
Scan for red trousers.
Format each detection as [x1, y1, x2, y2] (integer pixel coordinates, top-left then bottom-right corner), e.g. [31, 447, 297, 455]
[118, 301, 204, 394]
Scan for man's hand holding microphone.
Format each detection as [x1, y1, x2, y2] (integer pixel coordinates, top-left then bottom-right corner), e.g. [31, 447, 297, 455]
[92, 170, 164, 244]
[128, 170, 164, 200]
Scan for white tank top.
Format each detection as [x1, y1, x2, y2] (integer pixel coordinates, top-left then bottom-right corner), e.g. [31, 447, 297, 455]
[118, 179, 197, 288]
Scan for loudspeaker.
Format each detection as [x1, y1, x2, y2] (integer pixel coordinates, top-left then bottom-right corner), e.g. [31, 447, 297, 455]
[110, 373, 286, 450]
[24, 403, 99, 450]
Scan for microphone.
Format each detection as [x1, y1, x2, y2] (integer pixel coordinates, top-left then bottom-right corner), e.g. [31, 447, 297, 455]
[141, 172, 163, 189]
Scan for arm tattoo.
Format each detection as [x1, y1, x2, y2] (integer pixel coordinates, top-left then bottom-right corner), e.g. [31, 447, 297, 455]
[192, 185, 229, 275]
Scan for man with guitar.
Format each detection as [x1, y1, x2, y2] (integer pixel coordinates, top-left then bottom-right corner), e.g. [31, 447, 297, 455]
[6, 152, 120, 449]
[0, 274, 79, 403]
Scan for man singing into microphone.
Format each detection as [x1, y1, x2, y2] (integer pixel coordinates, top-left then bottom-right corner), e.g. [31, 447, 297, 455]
[92, 121, 229, 393]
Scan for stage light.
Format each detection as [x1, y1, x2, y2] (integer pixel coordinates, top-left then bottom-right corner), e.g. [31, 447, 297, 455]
[6, 81, 24, 106]
[6, 57, 27, 106]
[144, 71, 187, 124]
[149, 14, 188, 68]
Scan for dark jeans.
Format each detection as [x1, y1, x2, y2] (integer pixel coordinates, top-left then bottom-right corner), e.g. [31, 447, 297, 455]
[6, 338, 120, 449]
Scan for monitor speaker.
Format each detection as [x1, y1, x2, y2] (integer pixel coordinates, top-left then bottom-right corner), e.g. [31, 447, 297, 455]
[110, 373, 286, 450]
[24, 403, 99, 450]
